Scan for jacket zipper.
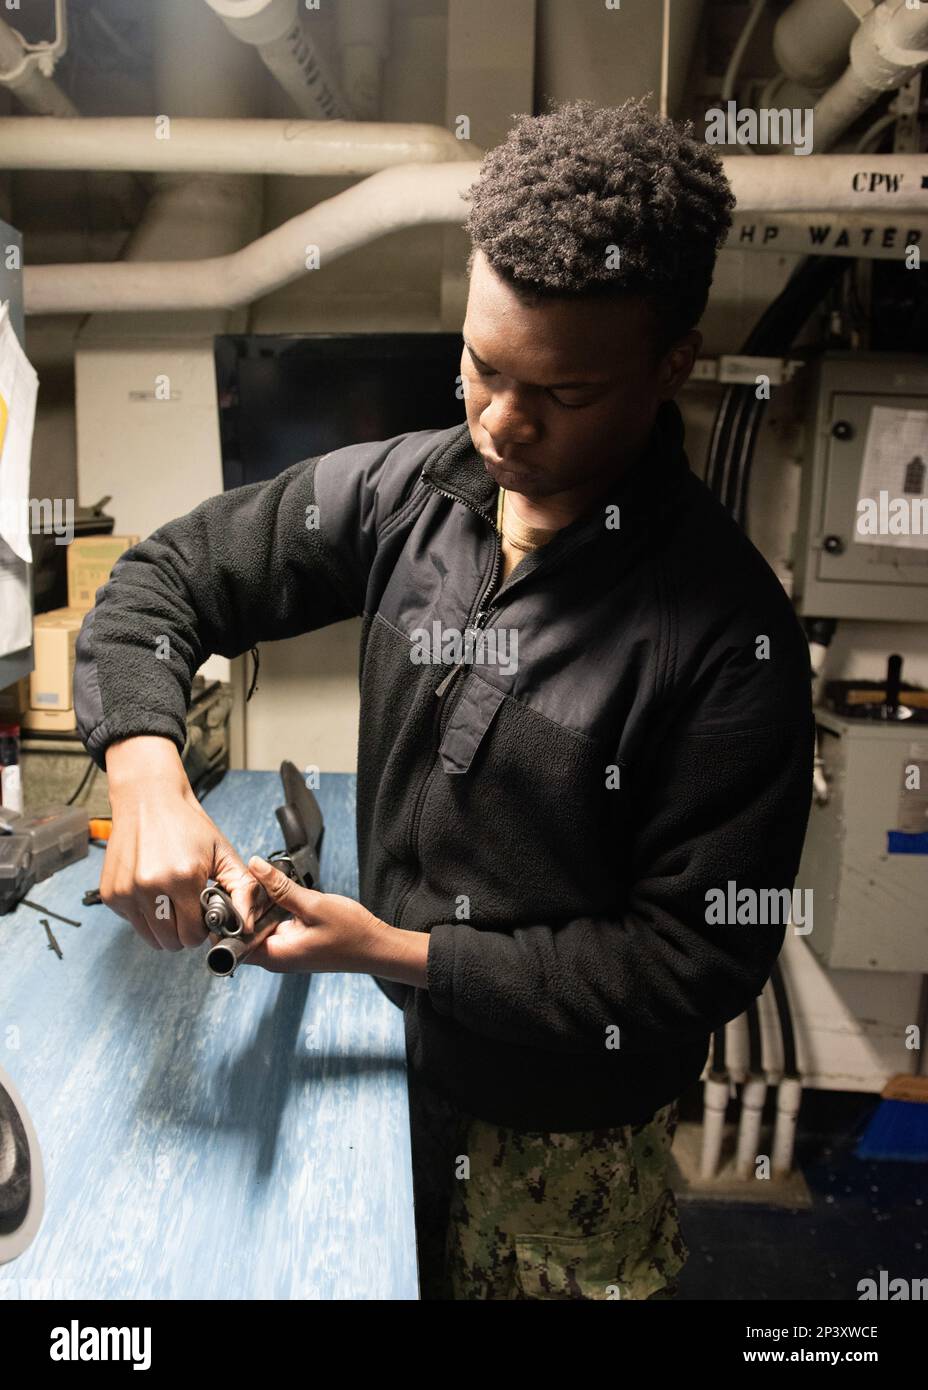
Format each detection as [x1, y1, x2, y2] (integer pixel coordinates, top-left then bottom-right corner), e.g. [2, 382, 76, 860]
[392, 469, 603, 930]
[391, 475, 501, 930]
[433, 501, 503, 734]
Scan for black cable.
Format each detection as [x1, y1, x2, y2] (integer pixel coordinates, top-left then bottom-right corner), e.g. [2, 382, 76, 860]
[745, 998, 763, 1076]
[722, 387, 756, 515]
[66, 759, 97, 806]
[769, 958, 798, 1078]
[706, 258, 830, 497]
[734, 396, 766, 530]
[707, 257, 853, 523]
[743, 255, 850, 355]
[706, 384, 736, 493]
[246, 645, 260, 701]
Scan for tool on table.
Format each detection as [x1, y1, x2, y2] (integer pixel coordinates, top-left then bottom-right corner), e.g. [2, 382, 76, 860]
[202, 760, 324, 979]
[22, 901, 81, 927]
[41, 919, 63, 960]
[0, 806, 90, 915]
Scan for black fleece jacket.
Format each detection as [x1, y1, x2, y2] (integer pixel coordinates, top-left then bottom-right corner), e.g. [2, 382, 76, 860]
[74, 400, 814, 1130]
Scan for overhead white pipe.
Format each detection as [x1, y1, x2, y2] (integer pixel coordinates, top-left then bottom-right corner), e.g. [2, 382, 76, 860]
[26, 161, 480, 314]
[773, 0, 860, 91]
[79, 0, 264, 335]
[23, 154, 928, 317]
[335, 0, 391, 121]
[730, 211, 928, 259]
[204, 0, 351, 119]
[0, 117, 480, 175]
[723, 153, 927, 209]
[5, 132, 922, 202]
[805, 0, 928, 153]
[0, 13, 77, 117]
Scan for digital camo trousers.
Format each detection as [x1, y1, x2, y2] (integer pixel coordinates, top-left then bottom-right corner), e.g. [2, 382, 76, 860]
[408, 1075, 689, 1301]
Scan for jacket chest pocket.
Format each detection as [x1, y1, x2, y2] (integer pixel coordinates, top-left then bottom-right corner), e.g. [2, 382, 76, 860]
[438, 673, 507, 775]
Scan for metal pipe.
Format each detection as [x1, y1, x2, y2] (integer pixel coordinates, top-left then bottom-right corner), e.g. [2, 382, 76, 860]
[806, 0, 928, 152]
[729, 211, 927, 259]
[734, 1073, 769, 1178]
[722, 152, 927, 208]
[204, 0, 351, 119]
[0, 14, 76, 117]
[201, 883, 290, 977]
[25, 160, 482, 314]
[206, 921, 283, 977]
[699, 1071, 731, 1180]
[336, 0, 391, 121]
[0, 117, 480, 175]
[773, 0, 861, 91]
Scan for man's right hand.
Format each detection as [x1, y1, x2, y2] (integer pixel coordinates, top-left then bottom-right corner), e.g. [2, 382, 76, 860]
[101, 736, 268, 951]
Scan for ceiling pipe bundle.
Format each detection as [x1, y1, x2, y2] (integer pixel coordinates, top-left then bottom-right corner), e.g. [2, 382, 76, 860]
[790, 0, 928, 153]
[22, 153, 928, 316]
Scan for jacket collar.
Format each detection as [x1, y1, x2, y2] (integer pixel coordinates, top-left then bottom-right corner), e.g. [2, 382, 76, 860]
[421, 398, 691, 531]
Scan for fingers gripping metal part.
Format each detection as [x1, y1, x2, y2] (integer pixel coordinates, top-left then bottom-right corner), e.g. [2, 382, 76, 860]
[199, 884, 244, 937]
[201, 882, 288, 978]
[202, 761, 325, 978]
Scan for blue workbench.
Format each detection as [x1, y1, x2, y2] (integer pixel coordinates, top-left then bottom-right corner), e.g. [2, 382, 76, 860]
[0, 771, 419, 1300]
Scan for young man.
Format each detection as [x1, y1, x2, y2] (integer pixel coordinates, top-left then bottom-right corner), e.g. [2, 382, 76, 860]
[74, 97, 814, 1300]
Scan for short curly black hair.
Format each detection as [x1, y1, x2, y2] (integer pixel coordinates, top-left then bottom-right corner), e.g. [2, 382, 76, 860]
[464, 96, 735, 358]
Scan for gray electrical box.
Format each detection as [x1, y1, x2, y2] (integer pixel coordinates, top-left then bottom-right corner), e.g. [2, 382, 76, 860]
[792, 353, 928, 621]
[797, 709, 928, 972]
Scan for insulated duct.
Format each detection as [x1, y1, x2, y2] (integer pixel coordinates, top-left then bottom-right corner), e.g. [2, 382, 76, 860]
[773, 0, 860, 91]
[204, 0, 352, 119]
[0, 117, 480, 176]
[800, 0, 928, 153]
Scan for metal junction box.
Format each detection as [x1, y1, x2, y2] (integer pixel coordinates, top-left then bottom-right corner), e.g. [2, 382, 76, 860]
[793, 353, 928, 621]
[797, 710, 928, 972]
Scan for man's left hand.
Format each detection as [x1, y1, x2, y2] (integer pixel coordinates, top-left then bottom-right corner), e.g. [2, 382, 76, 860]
[241, 856, 428, 987]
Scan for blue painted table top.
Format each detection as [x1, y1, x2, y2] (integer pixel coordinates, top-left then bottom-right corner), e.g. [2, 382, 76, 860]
[0, 771, 418, 1300]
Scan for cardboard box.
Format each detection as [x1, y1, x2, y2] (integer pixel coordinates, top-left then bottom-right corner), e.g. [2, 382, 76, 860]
[29, 608, 84, 712]
[21, 705, 78, 733]
[67, 535, 139, 612]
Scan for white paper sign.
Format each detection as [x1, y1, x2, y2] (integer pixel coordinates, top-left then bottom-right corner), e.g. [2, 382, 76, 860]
[0, 300, 39, 564]
[0, 302, 37, 657]
[854, 406, 928, 551]
[0, 533, 31, 656]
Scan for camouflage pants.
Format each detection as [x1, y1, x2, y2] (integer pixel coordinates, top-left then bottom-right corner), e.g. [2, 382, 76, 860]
[408, 1075, 689, 1301]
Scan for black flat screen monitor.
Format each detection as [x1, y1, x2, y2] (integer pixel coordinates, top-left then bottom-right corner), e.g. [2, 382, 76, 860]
[215, 333, 466, 491]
